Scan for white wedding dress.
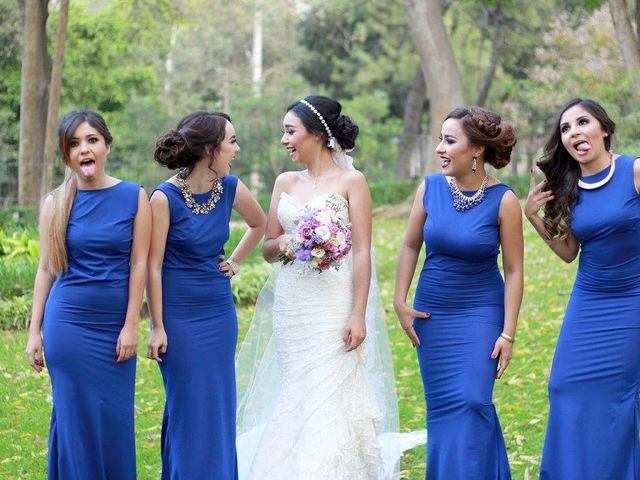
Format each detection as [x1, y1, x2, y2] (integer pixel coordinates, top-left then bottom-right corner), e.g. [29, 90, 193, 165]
[236, 190, 426, 479]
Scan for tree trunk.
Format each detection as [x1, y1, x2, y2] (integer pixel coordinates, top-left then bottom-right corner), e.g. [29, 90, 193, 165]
[42, 0, 70, 198]
[396, 66, 425, 180]
[609, 0, 640, 96]
[636, 0, 640, 43]
[475, 0, 504, 107]
[404, 0, 465, 174]
[251, 0, 263, 99]
[19, 0, 50, 206]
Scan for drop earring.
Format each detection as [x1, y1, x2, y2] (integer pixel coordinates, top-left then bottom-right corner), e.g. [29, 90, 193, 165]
[471, 156, 478, 174]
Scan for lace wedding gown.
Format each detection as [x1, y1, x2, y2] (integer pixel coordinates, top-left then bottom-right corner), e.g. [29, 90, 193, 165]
[236, 191, 422, 479]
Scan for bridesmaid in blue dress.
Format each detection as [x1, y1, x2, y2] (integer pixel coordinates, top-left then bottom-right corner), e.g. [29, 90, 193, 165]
[25, 110, 151, 479]
[147, 111, 265, 479]
[526, 98, 640, 480]
[395, 106, 523, 479]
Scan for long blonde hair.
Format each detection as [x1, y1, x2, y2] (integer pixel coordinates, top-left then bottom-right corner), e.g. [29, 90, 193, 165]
[46, 110, 113, 275]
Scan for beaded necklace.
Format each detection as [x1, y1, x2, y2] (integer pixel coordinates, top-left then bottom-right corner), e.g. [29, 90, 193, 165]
[447, 175, 489, 212]
[176, 168, 223, 215]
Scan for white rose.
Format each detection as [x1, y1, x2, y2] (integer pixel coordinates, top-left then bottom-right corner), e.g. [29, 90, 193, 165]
[315, 210, 331, 224]
[314, 225, 331, 241]
[311, 247, 325, 258]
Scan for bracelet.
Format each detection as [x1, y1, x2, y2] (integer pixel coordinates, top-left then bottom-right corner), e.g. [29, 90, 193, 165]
[225, 258, 239, 276]
[500, 332, 515, 344]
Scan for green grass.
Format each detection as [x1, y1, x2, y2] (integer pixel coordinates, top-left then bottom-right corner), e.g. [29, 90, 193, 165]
[0, 218, 576, 479]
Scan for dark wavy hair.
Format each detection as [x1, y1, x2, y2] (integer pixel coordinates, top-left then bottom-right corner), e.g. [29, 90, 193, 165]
[154, 111, 231, 176]
[537, 98, 615, 240]
[445, 106, 517, 169]
[287, 95, 359, 150]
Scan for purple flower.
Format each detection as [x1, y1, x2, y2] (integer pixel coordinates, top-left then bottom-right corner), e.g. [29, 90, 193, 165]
[296, 249, 313, 261]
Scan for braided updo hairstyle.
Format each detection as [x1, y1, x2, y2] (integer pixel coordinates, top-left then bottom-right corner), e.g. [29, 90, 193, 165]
[287, 95, 359, 150]
[154, 111, 231, 176]
[445, 106, 517, 169]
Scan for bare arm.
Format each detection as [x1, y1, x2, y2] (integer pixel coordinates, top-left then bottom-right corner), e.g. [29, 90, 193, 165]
[492, 190, 524, 379]
[25, 195, 56, 373]
[524, 167, 579, 263]
[340, 172, 372, 352]
[116, 188, 152, 363]
[218, 179, 266, 276]
[634, 157, 640, 194]
[393, 181, 430, 347]
[262, 174, 292, 263]
[146, 190, 170, 361]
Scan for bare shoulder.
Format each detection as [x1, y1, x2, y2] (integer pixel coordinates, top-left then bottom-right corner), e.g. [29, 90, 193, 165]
[499, 189, 522, 217]
[274, 170, 300, 190]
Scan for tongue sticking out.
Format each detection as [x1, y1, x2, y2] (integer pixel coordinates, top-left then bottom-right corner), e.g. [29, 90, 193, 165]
[576, 143, 590, 153]
[80, 161, 96, 177]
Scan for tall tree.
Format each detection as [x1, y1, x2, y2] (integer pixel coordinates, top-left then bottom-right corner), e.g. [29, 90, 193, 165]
[609, 0, 640, 96]
[475, 0, 506, 106]
[404, 0, 465, 173]
[18, 0, 50, 206]
[396, 67, 425, 179]
[42, 0, 70, 198]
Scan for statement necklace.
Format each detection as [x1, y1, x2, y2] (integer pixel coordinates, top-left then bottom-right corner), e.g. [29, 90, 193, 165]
[448, 175, 489, 212]
[578, 155, 616, 190]
[176, 168, 223, 215]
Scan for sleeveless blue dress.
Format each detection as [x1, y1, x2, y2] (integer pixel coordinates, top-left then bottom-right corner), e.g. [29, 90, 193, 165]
[43, 181, 141, 480]
[539, 155, 640, 480]
[154, 175, 239, 480]
[413, 173, 512, 480]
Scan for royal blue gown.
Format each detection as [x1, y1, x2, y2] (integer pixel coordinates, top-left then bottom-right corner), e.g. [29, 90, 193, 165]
[539, 155, 640, 480]
[43, 181, 141, 480]
[413, 173, 512, 480]
[154, 175, 239, 480]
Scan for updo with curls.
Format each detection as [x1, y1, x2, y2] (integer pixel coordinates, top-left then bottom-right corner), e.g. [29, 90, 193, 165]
[154, 111, 231, 174]
[287, 95, 359, 150]
[446, 106, 517, 169]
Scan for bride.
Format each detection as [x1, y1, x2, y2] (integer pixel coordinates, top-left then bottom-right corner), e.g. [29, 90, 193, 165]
[236, 96, 423, 479]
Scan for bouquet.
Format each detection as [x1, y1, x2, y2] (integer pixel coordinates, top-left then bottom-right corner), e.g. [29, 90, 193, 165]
[279, 206, 352, 272]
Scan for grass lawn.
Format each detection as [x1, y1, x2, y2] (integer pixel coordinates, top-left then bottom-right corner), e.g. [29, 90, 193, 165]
[0, 217, 576, 479]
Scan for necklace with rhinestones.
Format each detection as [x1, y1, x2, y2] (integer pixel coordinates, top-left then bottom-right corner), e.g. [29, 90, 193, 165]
[176, 168, 223, 215]
[448, 175, 489, 212]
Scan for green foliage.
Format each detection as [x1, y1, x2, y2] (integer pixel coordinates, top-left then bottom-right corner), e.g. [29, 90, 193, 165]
[370, 179, 418, 207]
[0, 295, 32, 330]
[0, 207, 38, 231]
[0, 230, 40, 260]
[0, 257, 37, 300]
[231, 263, 270, 307]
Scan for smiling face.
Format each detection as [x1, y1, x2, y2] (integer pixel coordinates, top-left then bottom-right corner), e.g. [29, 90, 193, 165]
[435, 118, 482, 177]
[66, 122, 110, 182]
[213, 120, 239, 176]
[281, 111, 321, 164]
[560, 105, 609, 168]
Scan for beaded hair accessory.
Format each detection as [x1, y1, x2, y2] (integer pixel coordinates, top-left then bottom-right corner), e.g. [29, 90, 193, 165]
[299, 99, 335, 147]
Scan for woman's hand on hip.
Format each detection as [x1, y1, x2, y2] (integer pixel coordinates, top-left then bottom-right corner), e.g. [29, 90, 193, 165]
[394, 300, 429, 348]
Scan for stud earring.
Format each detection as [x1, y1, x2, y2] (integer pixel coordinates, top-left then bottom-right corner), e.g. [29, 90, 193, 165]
[471, 156, 478, 174]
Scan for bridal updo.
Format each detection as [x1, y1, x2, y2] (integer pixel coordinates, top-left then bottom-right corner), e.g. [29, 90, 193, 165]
[154, 111, 231, 174]
[287, 95, 359, 150]
[445, 106, 517, 169]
